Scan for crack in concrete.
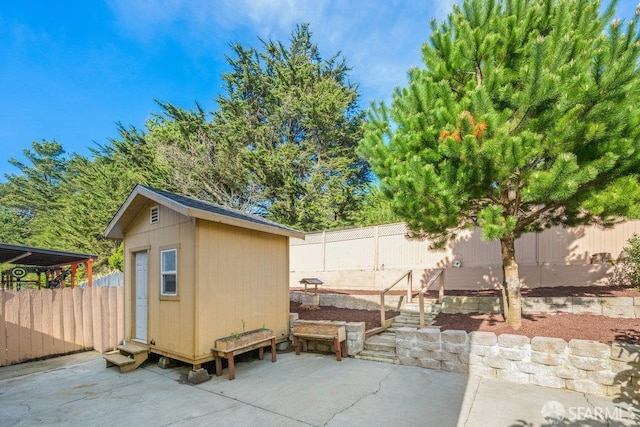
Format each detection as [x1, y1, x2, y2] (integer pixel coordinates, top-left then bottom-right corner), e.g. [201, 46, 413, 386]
[322, 369, 393, 426]
[59, 378, 147, 406]
[460, 376, 481, 427]
[189, 383, 316, 426]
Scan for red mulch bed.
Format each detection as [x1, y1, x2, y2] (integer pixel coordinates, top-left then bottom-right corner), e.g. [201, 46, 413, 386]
[290, 302, 399, 331]
[433, 313, 639, 345]
[290, 285, 640, 344]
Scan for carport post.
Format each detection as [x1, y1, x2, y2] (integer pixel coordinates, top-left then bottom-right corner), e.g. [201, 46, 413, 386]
[70, 263, 77, 288]
[87, 259, 93, 287]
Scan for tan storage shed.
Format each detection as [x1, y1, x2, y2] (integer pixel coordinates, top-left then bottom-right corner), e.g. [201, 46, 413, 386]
[104, 185, 304, 368]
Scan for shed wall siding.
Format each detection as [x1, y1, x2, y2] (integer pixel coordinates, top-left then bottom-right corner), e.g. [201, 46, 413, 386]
[123, 202, 196, 360]
[194, 220, 290, 358]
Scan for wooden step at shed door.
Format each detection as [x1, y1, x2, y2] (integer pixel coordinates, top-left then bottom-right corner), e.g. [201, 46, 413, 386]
[104, 343, 149, 373]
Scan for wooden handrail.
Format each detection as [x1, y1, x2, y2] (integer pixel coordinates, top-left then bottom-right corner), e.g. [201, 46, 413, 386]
[379, 270, 413, 329]
[418, 269, 445, 328]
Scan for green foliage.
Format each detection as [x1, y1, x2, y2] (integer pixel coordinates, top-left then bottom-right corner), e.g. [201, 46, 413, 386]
[354, 185, 401, 227]
[209, 24, 371, 230]
[361, 0, 640, 242]
[0, 207, 30, 244]
[109, 243, 124, 272]
[0, 23, 371, 270]
[0, 140, 70, 246]
[621, 234, 640, 287]
[360, 0, 640, 327]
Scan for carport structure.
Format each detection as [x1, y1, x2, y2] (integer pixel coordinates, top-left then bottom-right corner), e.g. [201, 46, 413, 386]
[0, 243, 97, 290]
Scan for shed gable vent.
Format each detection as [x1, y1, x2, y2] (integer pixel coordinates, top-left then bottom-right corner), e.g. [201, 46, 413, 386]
[150, 205, 160, 224]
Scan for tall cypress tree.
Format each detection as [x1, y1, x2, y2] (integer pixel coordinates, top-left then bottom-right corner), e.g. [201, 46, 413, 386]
[360, 0, 640, 328]
[214, 24, 371, 230]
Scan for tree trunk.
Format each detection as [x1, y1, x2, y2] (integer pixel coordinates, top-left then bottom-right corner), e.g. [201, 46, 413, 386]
[500, 235, 522, 330]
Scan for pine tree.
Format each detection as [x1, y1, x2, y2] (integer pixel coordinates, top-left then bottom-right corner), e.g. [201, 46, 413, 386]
[0, 140, 69, 246]
[360, 0, 640, 329]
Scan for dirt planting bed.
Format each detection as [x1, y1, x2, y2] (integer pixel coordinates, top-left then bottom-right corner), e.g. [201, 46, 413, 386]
[290, 285, 640, 344]
[290, 302, 399, 331]
[433, 312, 639, 344]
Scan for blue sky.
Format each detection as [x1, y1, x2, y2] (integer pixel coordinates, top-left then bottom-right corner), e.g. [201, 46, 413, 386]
[0, 1, 637, 179]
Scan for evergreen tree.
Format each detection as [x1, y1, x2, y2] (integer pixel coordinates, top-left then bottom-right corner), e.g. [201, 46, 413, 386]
[0, 140, 70, 246]
[146, 102, 258, 211]
[360, 0, 640, 328]
[0, 207, 30, 244]
[214, 24, 371, 230]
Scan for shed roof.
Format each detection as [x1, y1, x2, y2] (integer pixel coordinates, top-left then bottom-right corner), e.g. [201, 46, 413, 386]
[0, 243, 97, 267]
[104, 185, 306, 239]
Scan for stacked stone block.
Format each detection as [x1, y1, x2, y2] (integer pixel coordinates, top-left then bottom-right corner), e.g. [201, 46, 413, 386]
[522, 296, 639, 318]
[290, 291, 402, 311]
[440, 296, 501, 314]
[395, 327, 469, 373]
[394, 326, 640, 399]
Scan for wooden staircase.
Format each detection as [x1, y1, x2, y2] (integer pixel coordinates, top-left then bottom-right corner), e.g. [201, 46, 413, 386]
[104, 343, 149, 373]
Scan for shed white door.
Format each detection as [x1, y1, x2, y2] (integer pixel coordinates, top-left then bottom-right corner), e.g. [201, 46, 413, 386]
[134, 251, 148, 343]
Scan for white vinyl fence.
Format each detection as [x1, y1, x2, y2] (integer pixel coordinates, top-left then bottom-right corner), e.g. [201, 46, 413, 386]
[290, 221, 640, 290]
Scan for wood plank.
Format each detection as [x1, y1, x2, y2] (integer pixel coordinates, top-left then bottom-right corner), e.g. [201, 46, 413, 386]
[212, 336, 275, 355]
[41, 290, 54, 357]
[101, 287, 111, 351]
[104, 353, 135, 366]
[30, 291, 43, 359]
[108, 287, 117, 351]
[82, 287, 93, 349]
[5, 291, 20, 364]
[117, 342, 148, 354]
[0, 292, 7, 366]
[18, 291, 32, 361]
[62, 288, 75, 353]
[116, 286, 124, 349]
[92, 287, 104, 353]
[293, 323, 345, 341]
[72, 288, 84, 350]
[51, 289, 64, 355]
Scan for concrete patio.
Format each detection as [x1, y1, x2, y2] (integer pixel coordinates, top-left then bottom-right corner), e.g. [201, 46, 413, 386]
[0, 350, 636, 426]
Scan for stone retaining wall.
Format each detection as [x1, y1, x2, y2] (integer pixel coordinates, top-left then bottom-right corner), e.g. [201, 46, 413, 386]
[290, 291, 403, 311]
[288, 313, 365, 356]
[396, 327, 639, 399]
[522, 296, 640, 318]
[290, 292, 640, 318]
[440, 296, 502, 314]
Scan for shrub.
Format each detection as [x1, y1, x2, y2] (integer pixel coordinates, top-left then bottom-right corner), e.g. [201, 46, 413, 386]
[620, 234, 640, 287]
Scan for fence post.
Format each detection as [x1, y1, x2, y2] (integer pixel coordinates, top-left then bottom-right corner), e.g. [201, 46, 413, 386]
[322, 231, 326, 272]
[406, 270, 413, 303]
[380, 293, 386, 327]
[419, 293, 425, 328]
[438, 270, 445, 304]
[374, 225, 379, 271]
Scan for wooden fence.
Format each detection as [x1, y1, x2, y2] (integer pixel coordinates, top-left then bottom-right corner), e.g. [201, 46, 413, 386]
[0, 286, 124, 367]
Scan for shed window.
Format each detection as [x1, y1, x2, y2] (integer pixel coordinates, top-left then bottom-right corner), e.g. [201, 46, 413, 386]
[150, 205, 160, 224]
[160, 249, 177, 296]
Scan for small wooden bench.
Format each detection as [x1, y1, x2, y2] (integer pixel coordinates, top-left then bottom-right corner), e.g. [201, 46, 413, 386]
[211, 336, 276, 380]
[293, 323, 348, 361]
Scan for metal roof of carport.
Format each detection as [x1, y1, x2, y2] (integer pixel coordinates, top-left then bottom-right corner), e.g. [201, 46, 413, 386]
[0, 243, 97, 267]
